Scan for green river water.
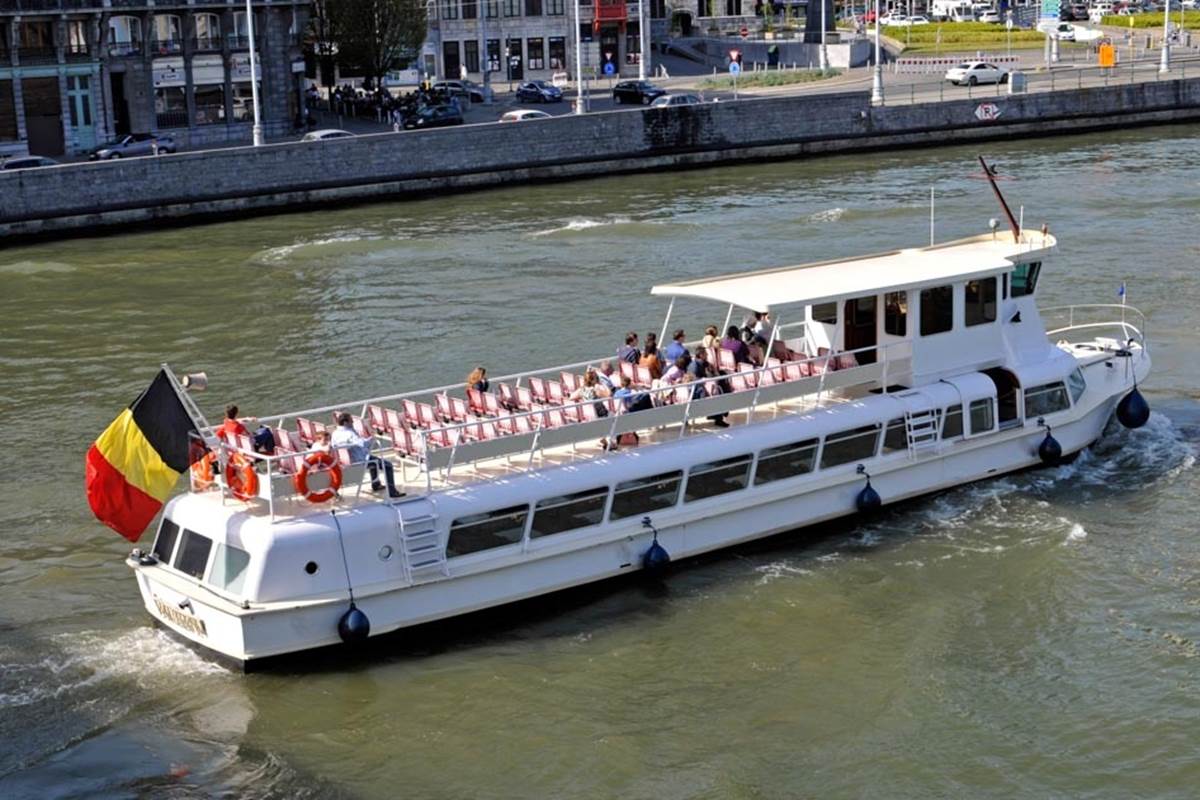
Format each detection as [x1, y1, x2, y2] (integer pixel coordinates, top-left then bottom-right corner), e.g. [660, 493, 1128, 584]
[0, 127, 1198, 799]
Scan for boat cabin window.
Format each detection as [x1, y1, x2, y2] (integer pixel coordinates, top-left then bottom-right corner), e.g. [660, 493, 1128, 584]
[685, 455, 752, 503]
[964, 278, 997, 326]
[1024, 382, 1070, 417]
[1010, 261, 1042, 297]
[531, 487, 608, 538]
[1067, 368, 1087, 403]
[209, 543, 251, 594]
[1002, 274, 1009, 299]
[754, 438, 818, 485]
[882, 418, 907, 453]
[609, 471, 683, 520]
[942, 404, 964, 439]
[811, 302, 838, 325]
[448, 504, 529, 557]
[819, 424, 882, 469]
[969, 399, 995, 435]
[919, 285, 954, 336]
[153, 518, 181, 563]
[884, 292, 907, 336]
[174, 529, 213, 579]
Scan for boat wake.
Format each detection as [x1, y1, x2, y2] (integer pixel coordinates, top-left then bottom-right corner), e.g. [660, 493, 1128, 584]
[256, 229, 386, 263]
[807, 207, 847, 223]
[527, 216, 633, 237]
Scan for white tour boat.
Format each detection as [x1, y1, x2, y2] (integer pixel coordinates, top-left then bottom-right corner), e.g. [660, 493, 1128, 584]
[127, 181, 1153, 670]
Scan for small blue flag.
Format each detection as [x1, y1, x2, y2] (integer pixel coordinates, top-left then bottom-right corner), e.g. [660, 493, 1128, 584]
[1118, 282, 1126, 299]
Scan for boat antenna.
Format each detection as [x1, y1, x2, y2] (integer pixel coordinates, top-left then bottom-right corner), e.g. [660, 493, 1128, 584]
[977, 155, 1020, 243]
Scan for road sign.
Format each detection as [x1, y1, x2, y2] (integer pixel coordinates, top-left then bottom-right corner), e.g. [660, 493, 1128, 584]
[1099, 43, 1116, 67]
[974, 103, 1002, 122]
[1006, 18, 1013, 31]
[740, 26, 749, 39]
[603, 62, 616, 76]
[729, 61, 741, 76]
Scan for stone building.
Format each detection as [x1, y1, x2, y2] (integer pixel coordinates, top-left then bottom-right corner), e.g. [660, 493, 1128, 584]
[0, 0, 309, 160]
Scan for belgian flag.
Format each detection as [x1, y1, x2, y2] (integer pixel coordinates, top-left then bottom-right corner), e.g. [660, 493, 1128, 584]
[85, 370, 198, 541]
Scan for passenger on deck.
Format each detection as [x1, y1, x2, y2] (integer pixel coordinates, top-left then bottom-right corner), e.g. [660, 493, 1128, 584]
[312, 429, 332, 453]
[466, 366, 489, 393]
[701, 325, 721, 350]
[215, 404, 250, 439]
[688, 347, 730, 427]
[663, 329, 688, 363]
[645, 332, 658, 353]
[617, 332, 640, 364]
[595, 360, 618, 391]
[663, 354, 691, 385]
[614, 376, 653, 413]
[721, 325, 753, 366]
[332, 412, 401, 498]
[639, 342, 664, 380]
[569, 369, 610, 403]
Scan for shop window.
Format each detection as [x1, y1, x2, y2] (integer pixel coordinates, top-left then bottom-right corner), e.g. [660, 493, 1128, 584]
[464, 40, 480, 73]
[174, 529, 213, 579]
[610, 471, 683, 520]
[685, 455, 751, 502]
[1011, 261, 1041, 297]
[965, 277, 997, 326]
[548, 37, 566, 68]
[486, 39, 501, 71]
[194, 85, 225, 125]
[527, 38, 544, 70]
[820, 425, 882, 469]
[755, 438, 818, 485]
[625, 22, 641, 64]
[531, 488, 608, 538]
[884, 291, 907, 336]
[1024, 382, 1070, 417]
[920, 284, 953, 336]
[448, 505, 529, 557]
[155, 86, 188, 128]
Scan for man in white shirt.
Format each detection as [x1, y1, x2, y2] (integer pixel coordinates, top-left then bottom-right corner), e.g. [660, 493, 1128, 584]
[331, 413, 401, 497]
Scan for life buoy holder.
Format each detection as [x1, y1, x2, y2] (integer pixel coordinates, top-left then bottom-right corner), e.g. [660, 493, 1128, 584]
[294, 451, 342, 504]
[190, 451, 218, 490]
[224, 453, 259, 501]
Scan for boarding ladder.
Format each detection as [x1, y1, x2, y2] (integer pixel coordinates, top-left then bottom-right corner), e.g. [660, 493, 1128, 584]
[904, 408, 941, 459]
[394, 498, 447, 584]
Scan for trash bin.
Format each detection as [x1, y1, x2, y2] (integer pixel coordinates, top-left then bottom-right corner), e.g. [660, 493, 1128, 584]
[1007, 71, 1027, 95]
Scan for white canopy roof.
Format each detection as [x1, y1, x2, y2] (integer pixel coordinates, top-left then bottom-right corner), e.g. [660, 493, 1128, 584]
[651, 232, 1055, 311]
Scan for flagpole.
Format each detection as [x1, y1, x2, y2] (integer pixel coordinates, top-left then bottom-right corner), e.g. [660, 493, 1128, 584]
[161, 363, 214, 434]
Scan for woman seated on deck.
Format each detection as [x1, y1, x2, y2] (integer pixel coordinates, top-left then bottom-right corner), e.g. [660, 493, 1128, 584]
[465, 366, 489, 393]
[639, 342, 664, 380]
[568, 369, 611, 404]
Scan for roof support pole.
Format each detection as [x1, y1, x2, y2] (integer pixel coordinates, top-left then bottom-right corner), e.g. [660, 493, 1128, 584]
[721, 303, 734, 336]
[658, 297, 676, 350]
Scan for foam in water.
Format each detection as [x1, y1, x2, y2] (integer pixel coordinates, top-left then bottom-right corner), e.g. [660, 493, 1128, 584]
[1063, 523, 1089, 544]
[755, 561, 814, 585]
[808, 207, 847, 223]
[256, 229, 385, 262]
[528, 216, 632, 237]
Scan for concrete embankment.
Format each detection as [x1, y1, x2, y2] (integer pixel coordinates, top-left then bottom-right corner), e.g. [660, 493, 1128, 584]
[3, 77, 1200, 240]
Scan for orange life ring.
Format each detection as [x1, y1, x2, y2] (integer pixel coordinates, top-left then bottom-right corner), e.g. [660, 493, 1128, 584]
[293, 451, 342, 503]
[191, 451, 218, 489]
[224, 453, 259, 501]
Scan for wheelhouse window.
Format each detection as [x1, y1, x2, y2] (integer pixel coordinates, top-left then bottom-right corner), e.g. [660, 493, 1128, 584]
[1010, 261, 1042, 297]
[448, 504, 529, 557]
[942, 404, 963, 439]
[964, 277, 997, 326]
[210, 543, 251, 594]
[685, 455, 752, 503]
[811, 302, 838, 325]
[153, 518, 180, 563]
[882, 417, 907, 453]
[1024, 382, 1070, 417]
[174, 529, 213, 579]
[820, 425, 882, 469]
[531, 487, 607, 538]
[1067, 368, 1086, 403]
[884, 291, 907, 336]
[755, 438, 818, 485]
[969, 399, 995, 435]
[610, 471, 683, 520]
[919, 285, 953, 336]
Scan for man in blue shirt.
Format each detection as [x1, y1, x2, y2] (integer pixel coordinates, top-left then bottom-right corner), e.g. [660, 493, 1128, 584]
[616, 331, 640, 364]
[331, 413, 402, 497]
[663, 329, 688, 364]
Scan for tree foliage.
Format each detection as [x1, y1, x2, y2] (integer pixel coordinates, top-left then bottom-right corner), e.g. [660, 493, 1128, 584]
[322, 0, 428, 84]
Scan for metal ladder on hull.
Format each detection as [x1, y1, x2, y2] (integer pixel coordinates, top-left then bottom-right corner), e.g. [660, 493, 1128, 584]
[904, 408, 941, 459]
[394, 498, 447, 584]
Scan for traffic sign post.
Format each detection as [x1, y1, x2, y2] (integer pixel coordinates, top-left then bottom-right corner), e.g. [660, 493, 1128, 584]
[740, 25, 748, 40]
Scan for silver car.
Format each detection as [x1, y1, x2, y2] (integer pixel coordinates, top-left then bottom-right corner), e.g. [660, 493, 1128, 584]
[89, 133, 176, 160]
[650, 94, 704, 108]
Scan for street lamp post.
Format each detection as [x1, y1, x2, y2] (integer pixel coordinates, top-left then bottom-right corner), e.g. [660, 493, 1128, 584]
[574, 0, 585, 114]
[819, 0, 829, 72]
[1160, 0, 1171, 74]
[245, 0, 263, 146]
[480, 0, 492, 102]
[871, 0, 884, 104]
[638, 0, 649, 81]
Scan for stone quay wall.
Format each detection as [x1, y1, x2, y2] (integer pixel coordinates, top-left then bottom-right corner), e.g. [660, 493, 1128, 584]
[2, 77, 1199, 240]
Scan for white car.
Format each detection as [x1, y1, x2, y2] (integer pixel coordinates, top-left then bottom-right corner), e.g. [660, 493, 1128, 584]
[650, 93, 704, 107]
[499, 109, 552, 123]
[880, 13, 907, 25]
[977, 9, 1003, 23]
[944, 60, 1010, 86]
[300, 129, 354, 142]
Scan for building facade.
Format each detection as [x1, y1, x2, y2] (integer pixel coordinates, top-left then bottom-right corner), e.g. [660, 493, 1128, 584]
[0, 0, 309, 160]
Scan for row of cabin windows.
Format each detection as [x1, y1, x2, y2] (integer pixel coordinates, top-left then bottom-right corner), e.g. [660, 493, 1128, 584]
[152, 519, 251, 594]
[447, 368, 1084, 558]
[810, 262, 1041, 339]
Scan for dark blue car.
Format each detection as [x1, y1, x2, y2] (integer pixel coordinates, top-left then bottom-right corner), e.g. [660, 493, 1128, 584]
[515, 80, 563, 103]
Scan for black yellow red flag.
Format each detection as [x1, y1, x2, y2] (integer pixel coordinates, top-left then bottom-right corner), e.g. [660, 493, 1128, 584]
[85, 370, 197, 541]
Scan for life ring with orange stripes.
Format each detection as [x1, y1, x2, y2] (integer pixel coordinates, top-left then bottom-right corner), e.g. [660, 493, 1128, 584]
[224, 453, 259, 501]
[294, 451, 342, 503]
[190, 451, 218, 490]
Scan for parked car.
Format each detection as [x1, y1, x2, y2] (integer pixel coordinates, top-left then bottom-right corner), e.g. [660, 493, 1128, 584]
[1, 155, 58, 170]
[612, 80, 667, 105]
[977, 9, 1003, 23]
[300, 128, 355, 142]
[944, 60, 1010, 85]
[403, 104, 464, 130]
[650, 93, 704, 108]
[515, 80, 563, 103]
[89, 133, 176, 160]
[500, 109, 552, 122]
[434, 80, 486, 102]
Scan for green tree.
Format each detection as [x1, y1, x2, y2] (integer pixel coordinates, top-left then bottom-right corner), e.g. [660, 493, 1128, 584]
[324, 0, 428, 86]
